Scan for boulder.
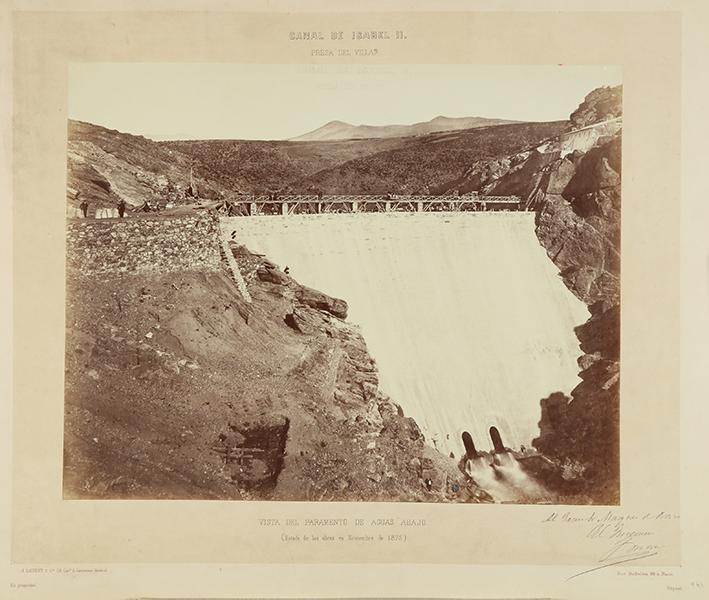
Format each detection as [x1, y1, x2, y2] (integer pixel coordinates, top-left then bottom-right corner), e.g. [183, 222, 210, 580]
[295, 285, 348, 319]
[256, 265, 289, 285]
[546, 158, 576, 194]
[284, 311, 306, 334]
[595, 157, 621, 189]
[575, 303, 620, 360]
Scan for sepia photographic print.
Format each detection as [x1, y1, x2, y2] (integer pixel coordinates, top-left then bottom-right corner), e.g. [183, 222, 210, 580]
[10, 3, 707, 597]
[63, 64, 622, 505]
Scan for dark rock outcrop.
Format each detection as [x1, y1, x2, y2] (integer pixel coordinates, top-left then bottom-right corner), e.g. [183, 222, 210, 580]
[294, 285, 348, 319]
[487, 149, 559, 199]
[569, 85, 623, 129]
[528, 90, 622, 503]
[576, 303, 620, 361]
[284, 307, 325, 335]
[535, 135, 621, 306]
[256, 265, 289, 285]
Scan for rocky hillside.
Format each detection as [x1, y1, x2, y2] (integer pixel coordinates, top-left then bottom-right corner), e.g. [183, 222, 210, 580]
[287, 121, 567, 194]
[569, 85, 622, 129]
[163, 121, 564, 195]
[68, 118, 563, 206]
[64, 245, 482, 502]
[160, 136, 407, 195]
[67, 120, 234, 210]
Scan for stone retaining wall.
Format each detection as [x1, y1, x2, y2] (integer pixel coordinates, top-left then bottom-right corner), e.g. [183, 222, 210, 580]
[66, 213, 222, 276]
[218, 230, 253, 303]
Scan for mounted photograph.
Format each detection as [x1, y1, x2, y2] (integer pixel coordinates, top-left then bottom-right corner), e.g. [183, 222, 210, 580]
[63, 64, 622, 504]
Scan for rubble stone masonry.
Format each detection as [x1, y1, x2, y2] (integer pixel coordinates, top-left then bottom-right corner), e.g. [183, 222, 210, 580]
[66, 213, 222, 276]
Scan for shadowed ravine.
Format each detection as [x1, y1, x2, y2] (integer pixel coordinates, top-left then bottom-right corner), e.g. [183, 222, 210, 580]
[224, 212, 589, 459]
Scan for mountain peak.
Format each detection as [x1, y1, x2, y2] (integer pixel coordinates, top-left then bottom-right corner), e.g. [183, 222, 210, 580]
[289, 114, 520, 142]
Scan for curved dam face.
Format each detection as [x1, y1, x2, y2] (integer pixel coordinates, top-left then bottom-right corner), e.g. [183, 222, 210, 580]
[225, 213, 589, 458]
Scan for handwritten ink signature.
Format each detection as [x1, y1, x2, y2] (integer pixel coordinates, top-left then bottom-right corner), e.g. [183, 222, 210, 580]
[598, 540, 659, 563]
[567, 550, 659, 581]
[568, 523, 664, 580]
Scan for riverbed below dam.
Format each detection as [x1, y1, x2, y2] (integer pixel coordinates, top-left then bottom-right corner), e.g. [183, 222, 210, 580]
[224, 212, 589, 459]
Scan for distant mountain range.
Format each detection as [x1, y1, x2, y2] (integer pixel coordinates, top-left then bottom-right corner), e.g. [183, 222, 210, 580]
[66, 85, 621, 203]
[289, 115, 520, 142]
[66, 118, 566, 206]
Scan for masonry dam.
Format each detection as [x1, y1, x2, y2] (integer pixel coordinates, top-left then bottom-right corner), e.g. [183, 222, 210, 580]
[223, 201, 590, 459]
[66, 195, 589, 464]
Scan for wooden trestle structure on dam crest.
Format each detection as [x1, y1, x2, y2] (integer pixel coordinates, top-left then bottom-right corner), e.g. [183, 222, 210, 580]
[213, 194, 524, 216]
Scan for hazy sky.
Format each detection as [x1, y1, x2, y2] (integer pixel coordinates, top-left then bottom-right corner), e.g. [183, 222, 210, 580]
[68, 63, 621, 140]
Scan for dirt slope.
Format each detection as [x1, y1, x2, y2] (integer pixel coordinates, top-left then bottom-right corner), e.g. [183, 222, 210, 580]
[63, 247, 481, 502]
[67, 120, 230, 210]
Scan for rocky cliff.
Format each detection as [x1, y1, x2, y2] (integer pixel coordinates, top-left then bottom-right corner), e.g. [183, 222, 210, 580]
[454, 86, 623, 502]
[569, 85, 623, 130]
[532, 132, 621, 503]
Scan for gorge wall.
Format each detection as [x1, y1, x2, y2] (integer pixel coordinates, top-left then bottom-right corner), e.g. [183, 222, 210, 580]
[443, 85, 622, 502]
[531, 133, 621, 502]
[528, 89, 621, 502]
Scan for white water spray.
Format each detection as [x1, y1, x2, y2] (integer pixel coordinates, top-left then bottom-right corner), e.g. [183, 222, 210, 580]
[466, 452, 549, 502]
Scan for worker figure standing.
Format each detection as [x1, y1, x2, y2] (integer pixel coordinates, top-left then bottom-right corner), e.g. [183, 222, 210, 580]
[79, 193, 89, 218]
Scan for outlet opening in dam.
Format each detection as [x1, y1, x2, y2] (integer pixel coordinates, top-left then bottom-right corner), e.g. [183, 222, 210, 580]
[225, 211, 590, 459]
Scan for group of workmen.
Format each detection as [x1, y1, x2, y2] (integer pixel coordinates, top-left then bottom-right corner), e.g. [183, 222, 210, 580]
[76, 191, 159, 219]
